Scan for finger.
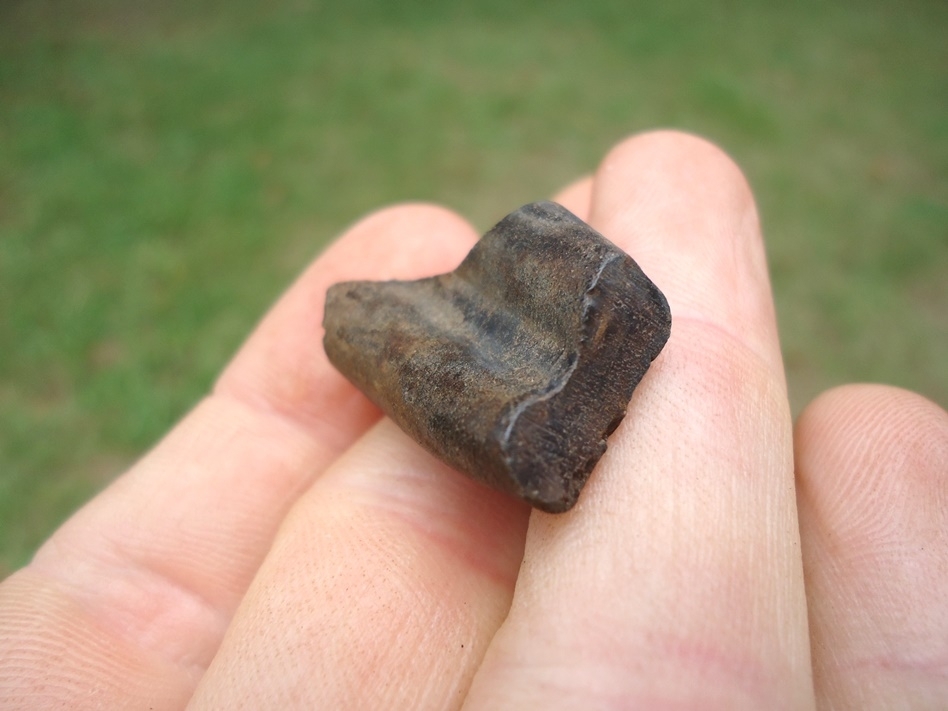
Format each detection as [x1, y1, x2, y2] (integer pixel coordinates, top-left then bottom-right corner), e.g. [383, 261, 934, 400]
[189, 423, 530, 709]
[0, 205, 479, 708]
[465, 131, 814, 709]
[795, 385, 948, 709]
[552, 176, 593, 221]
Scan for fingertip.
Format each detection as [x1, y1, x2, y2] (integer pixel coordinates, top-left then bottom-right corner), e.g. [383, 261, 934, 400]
[795, 383, 948, 550]
[587, 130, 779, 376]
[795, 384, 948, 708]
[795, 383, 948, 497]
[595, 130, 754, 210]
[331, 202, 480, 280]
[591, 129, 761, 275]
[551, 176, 593, 221]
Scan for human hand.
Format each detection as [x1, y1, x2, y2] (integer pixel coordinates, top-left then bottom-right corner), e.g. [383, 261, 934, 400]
[2, 131, 946, 710]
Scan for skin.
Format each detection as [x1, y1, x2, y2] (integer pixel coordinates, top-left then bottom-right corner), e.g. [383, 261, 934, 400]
[1, 131, 946, 710]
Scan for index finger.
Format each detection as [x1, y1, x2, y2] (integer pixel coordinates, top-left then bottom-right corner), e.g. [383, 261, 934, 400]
[0, 204, 478, 708]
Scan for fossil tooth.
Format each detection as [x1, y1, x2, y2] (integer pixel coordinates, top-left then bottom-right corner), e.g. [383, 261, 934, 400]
[323, 201, 671, 513]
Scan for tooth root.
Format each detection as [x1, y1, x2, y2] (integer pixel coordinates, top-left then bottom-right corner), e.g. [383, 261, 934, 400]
[323, 201, 671, 513]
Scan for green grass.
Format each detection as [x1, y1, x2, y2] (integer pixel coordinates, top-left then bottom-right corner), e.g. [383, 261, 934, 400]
[1, 0, 946, 573]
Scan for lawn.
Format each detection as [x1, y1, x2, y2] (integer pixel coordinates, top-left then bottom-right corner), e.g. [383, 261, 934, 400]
[1, 0, 946, 573]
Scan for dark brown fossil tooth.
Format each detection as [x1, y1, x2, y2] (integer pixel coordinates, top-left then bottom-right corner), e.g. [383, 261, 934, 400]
[323, 201, 671, 513]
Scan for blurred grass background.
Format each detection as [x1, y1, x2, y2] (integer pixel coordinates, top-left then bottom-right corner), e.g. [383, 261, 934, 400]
[1, 0, 946, 573]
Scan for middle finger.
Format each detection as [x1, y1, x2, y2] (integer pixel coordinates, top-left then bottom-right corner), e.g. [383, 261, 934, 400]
[465, 132, 815, 709]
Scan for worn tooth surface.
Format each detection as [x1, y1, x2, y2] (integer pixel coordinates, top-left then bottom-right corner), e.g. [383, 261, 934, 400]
[323, 201, 671, 513]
